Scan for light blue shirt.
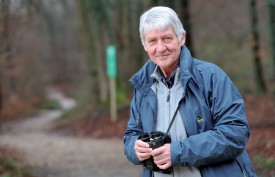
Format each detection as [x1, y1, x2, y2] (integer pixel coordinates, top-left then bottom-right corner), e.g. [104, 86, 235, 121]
[151, 66, 202, 177]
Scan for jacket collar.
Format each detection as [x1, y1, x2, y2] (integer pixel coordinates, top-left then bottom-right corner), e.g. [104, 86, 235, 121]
[130, 45, 193, 95]
[179, 45, 193, 95]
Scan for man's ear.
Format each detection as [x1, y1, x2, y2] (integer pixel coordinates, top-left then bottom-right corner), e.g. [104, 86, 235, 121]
[180, 34, 186, 46]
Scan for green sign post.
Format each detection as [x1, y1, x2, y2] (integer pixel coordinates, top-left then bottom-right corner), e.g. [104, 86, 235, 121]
[106, 45, 117, 78]
[106, 45, 117, 122]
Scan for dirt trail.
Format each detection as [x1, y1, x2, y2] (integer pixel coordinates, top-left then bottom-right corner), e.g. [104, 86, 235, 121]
[0, 88, 141, 177]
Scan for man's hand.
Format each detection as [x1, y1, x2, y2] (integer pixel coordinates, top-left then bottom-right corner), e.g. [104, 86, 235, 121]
[151, 144, 172, 170]
[134, 140, 153, 161]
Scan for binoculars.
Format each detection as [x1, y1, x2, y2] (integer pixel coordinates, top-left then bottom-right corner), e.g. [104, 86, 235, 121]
[138, 131, 172, 174]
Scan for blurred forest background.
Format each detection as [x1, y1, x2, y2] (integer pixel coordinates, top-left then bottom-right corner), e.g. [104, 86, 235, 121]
[0, 0, 275, 176]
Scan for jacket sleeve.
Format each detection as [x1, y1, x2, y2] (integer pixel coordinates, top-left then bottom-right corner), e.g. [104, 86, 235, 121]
[171, 64, 251, 166]
[123, 89, 143, 165]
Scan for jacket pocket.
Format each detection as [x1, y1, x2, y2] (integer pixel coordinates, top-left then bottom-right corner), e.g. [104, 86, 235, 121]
[194, 106, 213, 134]
[195, 109, 206, 134]
[200, 159, 248, 177]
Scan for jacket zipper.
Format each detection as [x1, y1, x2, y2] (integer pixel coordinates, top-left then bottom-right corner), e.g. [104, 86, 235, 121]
[167, 89, 171, 125]
[166, 89, 170, 102]
[235, 159, 247, 177]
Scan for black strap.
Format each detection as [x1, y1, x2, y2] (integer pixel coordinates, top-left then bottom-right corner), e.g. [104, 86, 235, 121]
[165, 104, 180, 134]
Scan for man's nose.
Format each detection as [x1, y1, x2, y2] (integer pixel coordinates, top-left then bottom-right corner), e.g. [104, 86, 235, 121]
[156, 42, 166, 52]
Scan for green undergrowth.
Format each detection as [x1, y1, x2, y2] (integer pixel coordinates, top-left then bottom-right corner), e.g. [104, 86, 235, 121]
[42, 100, 62, 110]
[0, 154, 33, 177]
[253, 156, 275, 169]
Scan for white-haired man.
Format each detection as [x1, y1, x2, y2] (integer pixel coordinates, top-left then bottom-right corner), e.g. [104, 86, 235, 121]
[124, 6, 257, 177]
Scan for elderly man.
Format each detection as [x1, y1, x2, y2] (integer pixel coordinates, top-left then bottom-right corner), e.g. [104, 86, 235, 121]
[124, 6, 257, 177]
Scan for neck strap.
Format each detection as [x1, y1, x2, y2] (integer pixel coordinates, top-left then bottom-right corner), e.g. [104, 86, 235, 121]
[165, 104, 180, 134]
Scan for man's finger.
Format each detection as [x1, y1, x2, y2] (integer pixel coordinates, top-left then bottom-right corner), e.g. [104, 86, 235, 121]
[136, 140, 150, 148]
[135, 146, 152, 153]
[157, 161, 172, 170]
[151, 146, 163, 156]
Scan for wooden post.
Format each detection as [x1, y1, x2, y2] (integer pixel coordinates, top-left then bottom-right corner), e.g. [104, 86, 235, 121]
[109, 77, 117, 122]
[106, 45, 117, 122]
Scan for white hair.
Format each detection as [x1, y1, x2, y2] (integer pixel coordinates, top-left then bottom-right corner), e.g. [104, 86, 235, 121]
[139, 6, 186, 46]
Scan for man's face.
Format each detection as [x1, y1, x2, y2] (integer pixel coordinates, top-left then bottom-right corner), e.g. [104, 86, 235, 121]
[144, 27, 185, 77]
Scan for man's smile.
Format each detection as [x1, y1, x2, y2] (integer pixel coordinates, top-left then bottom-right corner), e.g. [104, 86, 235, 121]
[155, 54, 170, 58]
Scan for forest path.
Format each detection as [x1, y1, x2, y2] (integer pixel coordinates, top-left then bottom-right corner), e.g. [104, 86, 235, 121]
[0, 88, 141, 177]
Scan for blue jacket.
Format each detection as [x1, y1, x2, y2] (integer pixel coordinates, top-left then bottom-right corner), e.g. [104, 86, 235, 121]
[124, 46, 257, 177]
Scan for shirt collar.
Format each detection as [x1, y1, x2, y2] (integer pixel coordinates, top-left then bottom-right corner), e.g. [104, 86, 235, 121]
[151, 66, 179, 89]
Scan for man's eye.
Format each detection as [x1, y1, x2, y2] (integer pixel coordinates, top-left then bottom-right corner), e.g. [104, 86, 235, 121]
[148, 40, 156, 45]
[164, 37, 172, 42]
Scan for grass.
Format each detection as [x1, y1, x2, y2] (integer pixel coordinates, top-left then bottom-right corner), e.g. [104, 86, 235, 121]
[253, 156, 275, 169]
[42, 100, 62, 110]
[0, 154, 31, 177]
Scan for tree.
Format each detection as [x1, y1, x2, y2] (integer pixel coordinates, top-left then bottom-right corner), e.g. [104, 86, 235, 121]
[249, 0, 267, 93]
[0, 0, 11, 119]
[173, 0, 194, 55]
[266, 0, 275, 79]
[76, 0, 110, 104]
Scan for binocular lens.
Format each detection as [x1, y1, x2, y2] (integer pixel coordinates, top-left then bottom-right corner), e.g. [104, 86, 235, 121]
[139, 133, 150, 143]
[150, 132, 163, 140]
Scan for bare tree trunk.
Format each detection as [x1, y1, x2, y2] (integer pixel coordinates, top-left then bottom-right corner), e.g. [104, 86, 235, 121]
[0, 81, 1, 121]
[130, 0, 144, 70]
[93, 23, 108, 103]
[75, 0, 99, 104]
[118, 0, 131, 96]
[0, 0, 10, 119]
[249, 0, 267, 93]
[173, 0, 194, 55]
[90, 0, 109, 103]
[0, 1, 5, 117]
[266, 0, 275, 79]
[76, 0, 109, 104]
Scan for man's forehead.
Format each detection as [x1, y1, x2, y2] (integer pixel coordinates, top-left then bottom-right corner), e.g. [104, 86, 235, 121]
[145, 27, 176, 37]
